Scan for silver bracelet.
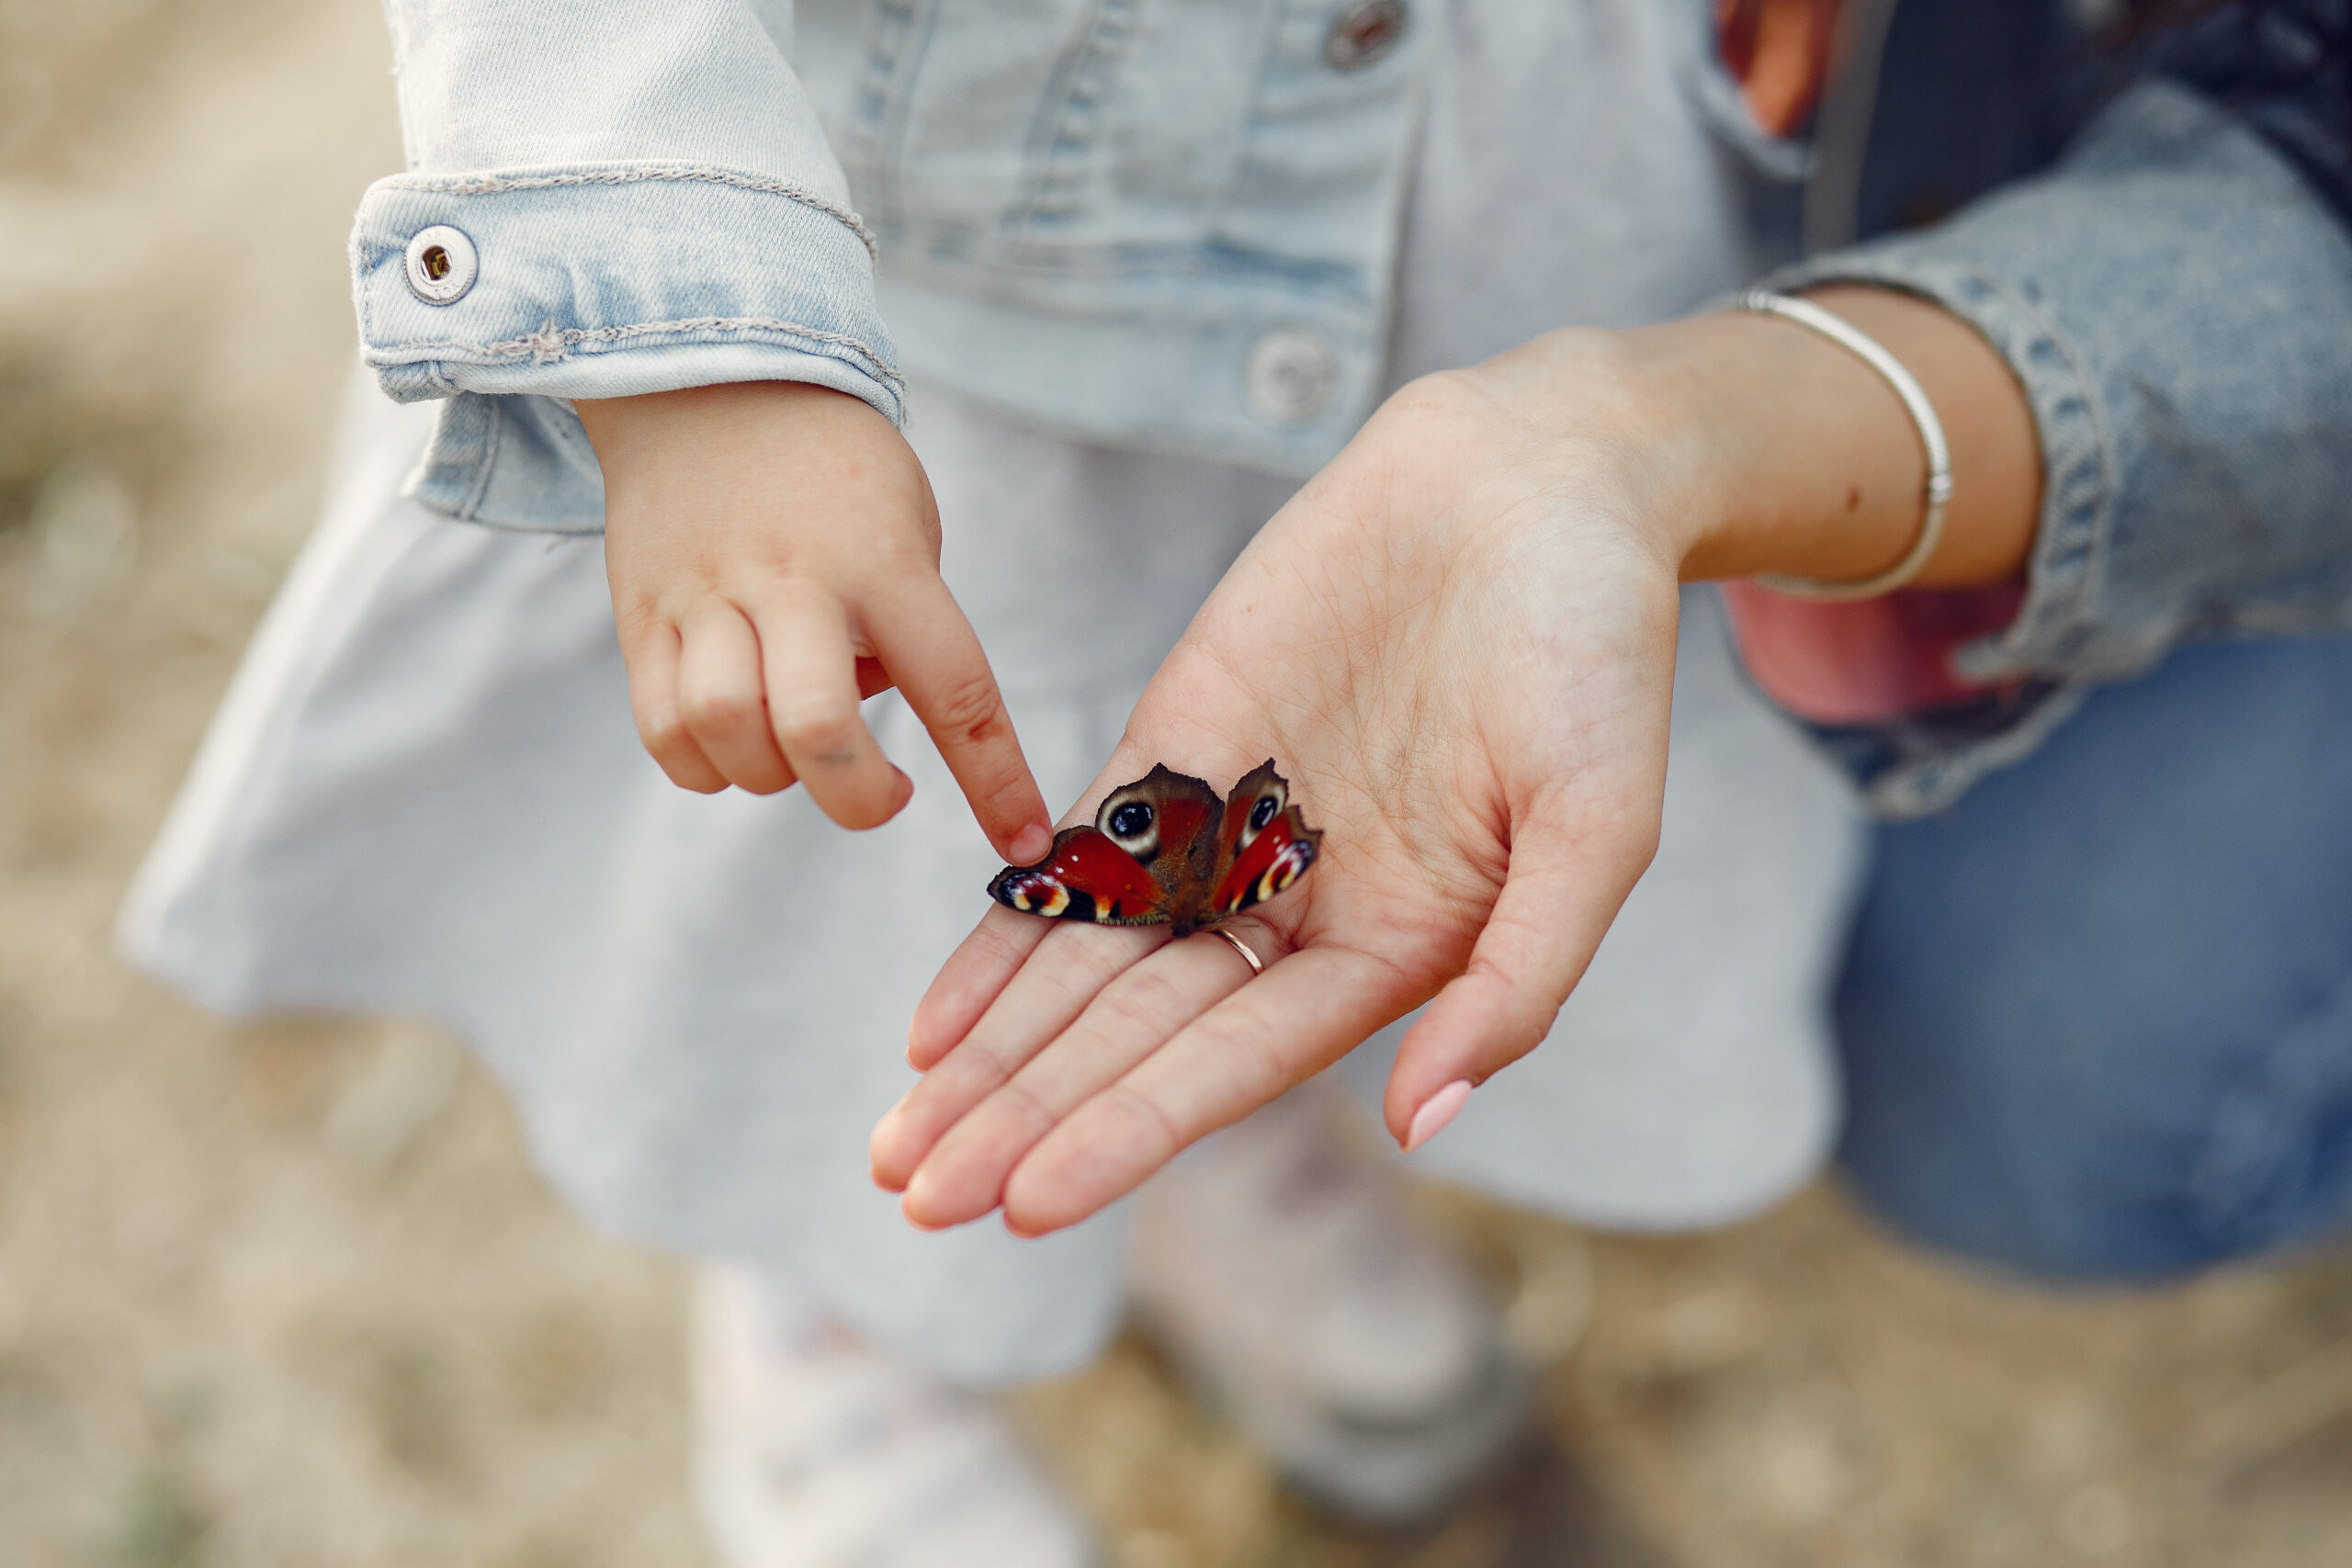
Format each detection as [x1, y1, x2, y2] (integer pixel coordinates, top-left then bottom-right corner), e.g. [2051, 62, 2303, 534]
[1736, 288, 1954, 602]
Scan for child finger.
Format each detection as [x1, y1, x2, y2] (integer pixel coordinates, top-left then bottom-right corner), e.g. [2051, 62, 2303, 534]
[865, 576, 1053, 864]
[620, 617, 731, 794]
[756, 591, 913, 829]
[676, 606, 797, 794]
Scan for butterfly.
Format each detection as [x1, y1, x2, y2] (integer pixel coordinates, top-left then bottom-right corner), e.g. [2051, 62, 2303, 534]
[988, 761, 1322, 938]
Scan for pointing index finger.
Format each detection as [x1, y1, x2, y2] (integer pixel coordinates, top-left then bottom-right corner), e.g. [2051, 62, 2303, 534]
[868, 575, 1053, 863]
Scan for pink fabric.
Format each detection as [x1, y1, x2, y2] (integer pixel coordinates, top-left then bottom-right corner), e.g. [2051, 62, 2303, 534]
[1718, 582, 2028, 725]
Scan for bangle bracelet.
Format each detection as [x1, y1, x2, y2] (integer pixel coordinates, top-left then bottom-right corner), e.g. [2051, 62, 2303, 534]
[1736, 288, 1955, 602]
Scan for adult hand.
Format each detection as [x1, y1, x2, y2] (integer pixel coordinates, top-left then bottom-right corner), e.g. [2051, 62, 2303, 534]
[870, 290, 2041, 1235]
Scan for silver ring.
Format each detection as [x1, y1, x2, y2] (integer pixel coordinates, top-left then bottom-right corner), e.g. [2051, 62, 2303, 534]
[1201, 926, 1264, 977]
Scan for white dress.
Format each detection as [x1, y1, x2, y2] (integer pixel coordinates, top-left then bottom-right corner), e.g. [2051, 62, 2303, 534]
[120, 0, 1862, 1385]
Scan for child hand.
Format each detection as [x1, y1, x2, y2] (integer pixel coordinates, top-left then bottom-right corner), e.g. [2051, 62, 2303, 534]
[580, 381, 1054, 863]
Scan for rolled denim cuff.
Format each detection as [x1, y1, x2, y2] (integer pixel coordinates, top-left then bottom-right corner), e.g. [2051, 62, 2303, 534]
[1757, 81, 2352, 817]
[351, 163, 902, 531]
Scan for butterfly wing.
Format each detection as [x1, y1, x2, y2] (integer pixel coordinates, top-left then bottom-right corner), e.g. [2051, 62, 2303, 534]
[1206, 760, 1323, 920]
[988, 764, 1227, 928]
[989, 826, 1175, 925]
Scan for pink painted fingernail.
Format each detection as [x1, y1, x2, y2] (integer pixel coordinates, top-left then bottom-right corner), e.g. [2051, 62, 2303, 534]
[1404, 1079, 1473, 1152]
[1009, 822, 1052, 864]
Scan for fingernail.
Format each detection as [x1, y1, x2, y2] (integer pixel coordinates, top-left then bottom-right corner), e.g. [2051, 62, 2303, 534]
[890, 768, 915, 811]
[1403, 1079, 1473, 1152]
[1008, 822, 1052, 864]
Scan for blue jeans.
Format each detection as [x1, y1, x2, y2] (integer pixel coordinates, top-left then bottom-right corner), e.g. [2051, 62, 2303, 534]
[1836, 634, 2352, 1280]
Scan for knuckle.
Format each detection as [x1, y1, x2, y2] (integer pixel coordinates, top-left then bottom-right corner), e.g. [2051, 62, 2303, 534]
[927, 669, 1009, 750]
[1110, 963, 1187, 1028]
[771, 702, 859, 760]
[955, 1036, 1021, 1097]
[1099, 1085, 1182, 1163]
[677, 684, 762, 737]
[613, 603, 668, 651]
[861, 531, 934, 581]
[637, 710, 693, 757]
[988, 1077, 1059, 1140]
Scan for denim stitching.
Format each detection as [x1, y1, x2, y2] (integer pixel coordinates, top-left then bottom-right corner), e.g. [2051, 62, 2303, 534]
[844, 0, 938, 242]
[373, 316, 907, 396]
[1007, 0, 1145, 235]
[1211, 0, 1337, 238]
[1759, 248, 2124, 818]
[381, 166, 880, 260]
[1942, 261, 2119, 671]
[1763, 252, 2120, 668]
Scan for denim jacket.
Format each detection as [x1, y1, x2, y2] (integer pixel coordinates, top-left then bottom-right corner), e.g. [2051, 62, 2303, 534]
[351, 0, 2352, 814]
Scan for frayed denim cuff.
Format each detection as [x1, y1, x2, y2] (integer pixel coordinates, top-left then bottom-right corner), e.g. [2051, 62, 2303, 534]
[1754, 252, 2115, 816]
[1753, 82, 2352, 817]
[351, 163, 902, 531]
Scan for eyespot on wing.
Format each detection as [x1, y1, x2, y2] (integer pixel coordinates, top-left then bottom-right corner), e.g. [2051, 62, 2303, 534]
[1210, 763, 1321, 916]
[1218, 759, 1291, 862]
[988, 825, 1172, 925]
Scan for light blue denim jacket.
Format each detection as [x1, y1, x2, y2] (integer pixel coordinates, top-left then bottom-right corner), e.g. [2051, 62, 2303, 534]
[351, 0, 2352, 813]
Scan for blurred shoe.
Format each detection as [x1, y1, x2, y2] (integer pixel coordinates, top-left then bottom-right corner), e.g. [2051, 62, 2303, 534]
[691, 1267, 1100, 1568]
[1127, 1085, 1535, 1524]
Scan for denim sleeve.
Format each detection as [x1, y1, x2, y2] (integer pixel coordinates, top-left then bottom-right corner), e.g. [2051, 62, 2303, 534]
[353, 0, 900, 531]
[1761, 79, 2352, 817]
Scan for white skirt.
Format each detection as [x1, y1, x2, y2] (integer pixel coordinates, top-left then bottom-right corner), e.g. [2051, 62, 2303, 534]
[120, 369, 1863, 1384]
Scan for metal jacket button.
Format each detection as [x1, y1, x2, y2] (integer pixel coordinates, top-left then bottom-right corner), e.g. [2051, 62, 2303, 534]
[1243, 325, 1339, 426]
[403, 225, 478, 305]
[1325, 0, 1408, 69]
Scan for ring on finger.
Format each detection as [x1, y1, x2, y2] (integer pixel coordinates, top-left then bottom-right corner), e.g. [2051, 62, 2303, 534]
[1199, 926, 1264, 978]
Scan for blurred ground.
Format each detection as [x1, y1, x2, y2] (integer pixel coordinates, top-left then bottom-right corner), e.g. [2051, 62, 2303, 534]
[3, 4, 2350, 1566]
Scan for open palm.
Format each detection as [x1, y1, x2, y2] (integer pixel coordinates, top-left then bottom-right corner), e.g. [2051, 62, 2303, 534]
[869, 344, 1694, 1236]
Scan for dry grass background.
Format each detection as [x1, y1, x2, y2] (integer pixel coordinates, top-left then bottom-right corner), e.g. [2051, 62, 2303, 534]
[2, 4, 2350, 1565]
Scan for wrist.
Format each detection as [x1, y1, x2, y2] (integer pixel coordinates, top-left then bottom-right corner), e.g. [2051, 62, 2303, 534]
[1624, 306, 1943, 585]
[576, 380, 887, 479]
[1512, 289, 2039, 593]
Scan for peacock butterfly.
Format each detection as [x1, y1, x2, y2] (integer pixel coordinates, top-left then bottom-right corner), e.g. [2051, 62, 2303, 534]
[989, 761, 1322, 938]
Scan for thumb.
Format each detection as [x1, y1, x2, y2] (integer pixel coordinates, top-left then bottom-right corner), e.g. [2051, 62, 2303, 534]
[1381, 792, 1658, 1149]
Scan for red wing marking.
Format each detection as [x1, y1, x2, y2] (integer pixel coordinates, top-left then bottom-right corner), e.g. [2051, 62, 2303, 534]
[990, 761, 1321, 931]
[988, 827, 1171, 926]
[1093, 765, 1222, 897]
[1208, 761, 1322, 918]
[1209, 808, 1321, 917]
[1215, 761, 1283, 870]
